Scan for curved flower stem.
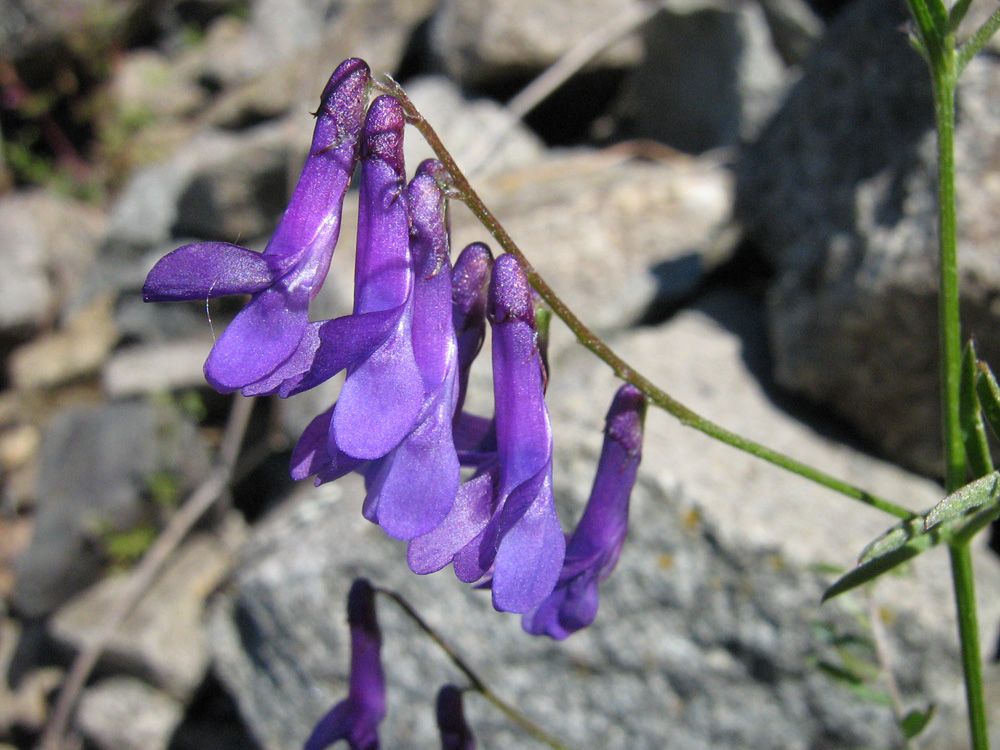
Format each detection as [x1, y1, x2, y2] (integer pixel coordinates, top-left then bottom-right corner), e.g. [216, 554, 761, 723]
[379, 78, 914, 522]
[377, 588, 577, 750]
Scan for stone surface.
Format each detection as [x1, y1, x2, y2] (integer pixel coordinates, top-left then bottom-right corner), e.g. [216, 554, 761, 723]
[52, 530, 239, 700]
[77, 676, 184, 750]
[736, 0, 1000, 474]
[209, 289, 1000, 750]
[105, 118, 308, 252]
[0, 191, 106, 335]
[626, 2, 792, 152]
[431, 0, 644, 87]
[12, 400, 209, 617]
[9, 295, 118, 391]
[448, 148, 735, 330]
[102, 340, 212, 397]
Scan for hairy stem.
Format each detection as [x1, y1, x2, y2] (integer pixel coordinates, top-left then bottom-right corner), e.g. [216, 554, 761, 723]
[381, 78, 914, 522]
[377, 589, 577, 750]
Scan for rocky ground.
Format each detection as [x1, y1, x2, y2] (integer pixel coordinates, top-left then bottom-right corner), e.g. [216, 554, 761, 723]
[3, 0, 1000, 749]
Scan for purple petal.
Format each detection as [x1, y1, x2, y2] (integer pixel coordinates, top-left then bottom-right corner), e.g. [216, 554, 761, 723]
[142, 242, 275, 302]
[290, 405, 366, 484]
[491, 470, 565, 614]
[332, 315, 423, 459]
[437, 686, 476, 750]
[407, 470, 496, 575]
[305, 578, 384, 750]
[204, 285, 308, 391]
[265, 59, 370, 274]
[363, 378, 460, 540]
[489, 255, 551, 495]
[451, 243, 492, 414]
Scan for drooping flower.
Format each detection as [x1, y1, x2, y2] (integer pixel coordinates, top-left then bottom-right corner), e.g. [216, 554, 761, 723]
[359, 160, 462, 539]
[521, 383, 646, 639]
[436, 686, 476, 750]
[305, 579, 385, 750]
[409, 254, 565, 614]
[143, 58, 371, 393]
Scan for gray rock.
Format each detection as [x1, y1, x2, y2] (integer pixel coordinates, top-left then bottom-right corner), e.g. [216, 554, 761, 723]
[626, 2, 793, 152]
[105, 118, 308, 253]
[12, 401, 209, 617]
[448, 148, 734, 330]
[431, 0, 644, 87]
[208, 290, 1000, 750]
[52, 530, 240, 700]
[736, 0, 1000, 474]
[0, 191, 106, 335]
[102, 341, 212, 398]
[77, 677, 184, 750]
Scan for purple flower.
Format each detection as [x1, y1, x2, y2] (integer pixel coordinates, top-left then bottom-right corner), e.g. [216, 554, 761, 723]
[143, 58, 371, 393]
[521, 383, 646, 639]
[408, 255, 565, 614]
[305, 579, 385, 750]
[359, 160, 462, 539]
[436, 686, 476, 750]
[292, 160, 462, 540]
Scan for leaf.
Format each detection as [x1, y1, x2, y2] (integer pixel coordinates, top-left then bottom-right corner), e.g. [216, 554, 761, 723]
[901, 704, 935, 739]
[960, 341, 993, 477]
[823, 475, 1000, 601]
[975, 360, 1000, 442]
[924, 471, 1000, 528]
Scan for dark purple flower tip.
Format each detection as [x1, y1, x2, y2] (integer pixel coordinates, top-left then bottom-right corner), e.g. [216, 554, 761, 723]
[521, 384, 645, 639]
[317, 59, 372, 147]
[487, 254, 534, 327]
[360, 95, 406, 175]
[304, 579, 385, 750]
[408, 161, 449, 280]
[605, 383, 647, 458]
[346, 578, 380, 635]
[437, 686, 476, 750]
[452, 243, 493, 415]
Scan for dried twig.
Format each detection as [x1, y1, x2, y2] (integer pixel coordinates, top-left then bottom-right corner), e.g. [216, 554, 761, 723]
[37, 395, 255, 750]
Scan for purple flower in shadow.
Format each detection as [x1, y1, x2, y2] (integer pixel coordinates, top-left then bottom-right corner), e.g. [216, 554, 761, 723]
[305, 579, 385, 750]
[436, 686, 476, 750]
[409, 254, 565, 614]
[521, 383, 646, 639]
[143, 58, 371, 393]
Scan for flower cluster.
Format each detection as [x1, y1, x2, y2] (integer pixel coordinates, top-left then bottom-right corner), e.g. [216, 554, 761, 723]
[144, 57, 646, 627]
[305, 579, 475, 750]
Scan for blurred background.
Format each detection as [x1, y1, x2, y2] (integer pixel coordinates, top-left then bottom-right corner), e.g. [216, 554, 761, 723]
[3, 0, 1000, 748]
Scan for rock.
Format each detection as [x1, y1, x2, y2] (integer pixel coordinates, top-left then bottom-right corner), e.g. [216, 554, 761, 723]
[0, 619, 62, 736]
[52, 530, 240, 700]
[9, 295, 118, 391]
[400, 75, 547, 177]
[105, 118, 308, 253]
[12, 400, 209, 617]
[103, 341, 212, 398]
[431, 0, 644, 87]
[448, 148, 734, 330]
[626, 2, 793, 152]
[0, 191, 106, 336]
[735, 0, 1000, 474]
[208, 288, 1000, 750]
[77, 677, 184, 750]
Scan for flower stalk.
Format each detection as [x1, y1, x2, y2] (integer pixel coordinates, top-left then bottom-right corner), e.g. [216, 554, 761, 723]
[380, 78, 914, 522]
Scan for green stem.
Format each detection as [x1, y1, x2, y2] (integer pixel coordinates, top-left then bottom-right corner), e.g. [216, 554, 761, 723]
[949, 543, 989, 750]
[381, 78, 914, 522]
[921, 6, 989, 747]
[933, 56, 965, 495]
[377, 589, 577, 750]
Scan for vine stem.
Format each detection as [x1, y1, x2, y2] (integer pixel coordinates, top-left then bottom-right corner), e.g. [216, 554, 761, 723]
[379, 77, 914, 522]
[376, 589, 577, 750]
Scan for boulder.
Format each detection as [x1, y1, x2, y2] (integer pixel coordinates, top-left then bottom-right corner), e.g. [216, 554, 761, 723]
[736, 0, 1000, 474]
